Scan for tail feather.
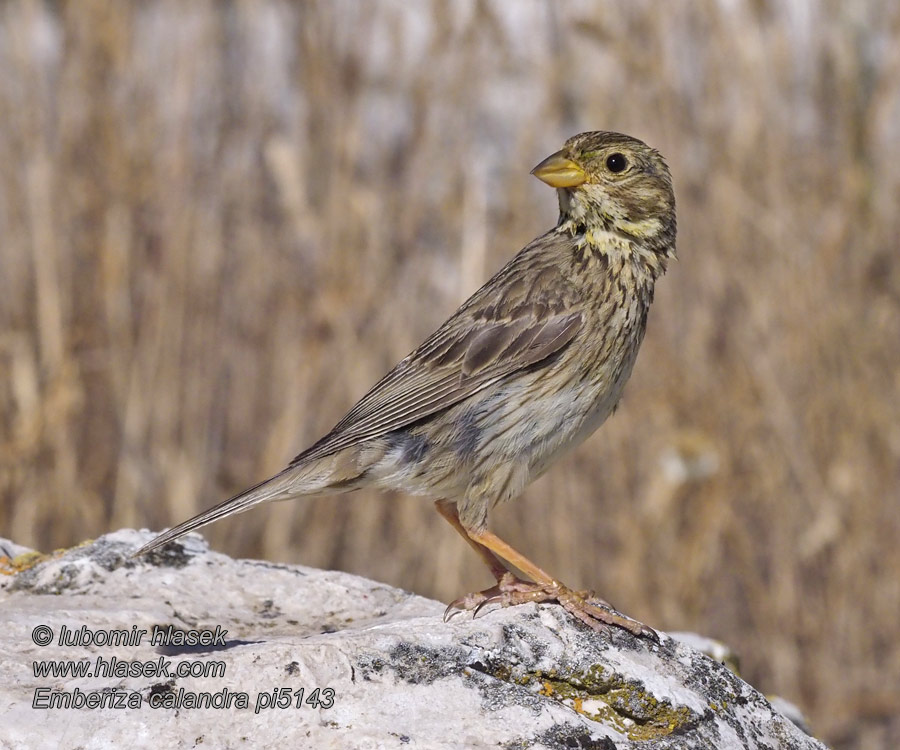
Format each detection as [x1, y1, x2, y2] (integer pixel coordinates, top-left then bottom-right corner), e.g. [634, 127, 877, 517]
[132, 468, 298, 558]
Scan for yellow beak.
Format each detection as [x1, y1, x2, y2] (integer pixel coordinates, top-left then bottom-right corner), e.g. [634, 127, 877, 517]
[530, 150, 587, 188]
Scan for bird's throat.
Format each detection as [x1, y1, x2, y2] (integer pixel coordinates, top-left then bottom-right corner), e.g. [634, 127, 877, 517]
[556, 189, 673, 280]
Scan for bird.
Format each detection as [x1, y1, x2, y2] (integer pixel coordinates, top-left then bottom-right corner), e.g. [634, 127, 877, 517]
[134, 130, 676, 639]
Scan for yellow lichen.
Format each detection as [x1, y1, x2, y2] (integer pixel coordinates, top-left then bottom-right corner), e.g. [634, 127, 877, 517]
[509, 664, 694, 741]
[0, 539, 93, 576]
[0, 550, 48, 575]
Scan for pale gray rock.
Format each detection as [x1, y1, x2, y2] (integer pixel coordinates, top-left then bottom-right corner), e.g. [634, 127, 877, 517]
[0, 531, 828, 750]
[0, 539, 34, 559]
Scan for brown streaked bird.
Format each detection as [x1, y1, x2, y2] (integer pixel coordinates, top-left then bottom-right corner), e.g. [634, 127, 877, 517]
[135, 131, 676, 639]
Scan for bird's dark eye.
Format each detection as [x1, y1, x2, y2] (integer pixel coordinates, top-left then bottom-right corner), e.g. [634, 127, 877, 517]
[606, 153, 628, 173]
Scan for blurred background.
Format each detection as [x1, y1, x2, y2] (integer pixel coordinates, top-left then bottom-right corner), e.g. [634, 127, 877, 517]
[1, 1, 898, 746]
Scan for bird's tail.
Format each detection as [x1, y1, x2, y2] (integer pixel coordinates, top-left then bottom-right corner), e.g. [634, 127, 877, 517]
[132, 467, 301, 558]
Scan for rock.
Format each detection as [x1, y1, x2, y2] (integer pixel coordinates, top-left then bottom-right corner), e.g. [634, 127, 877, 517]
[0, 531, 828, 749]
[0, 539, 35, 560]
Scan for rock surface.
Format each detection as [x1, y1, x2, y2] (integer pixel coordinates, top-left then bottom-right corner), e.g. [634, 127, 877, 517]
[0, 531, 827, 750]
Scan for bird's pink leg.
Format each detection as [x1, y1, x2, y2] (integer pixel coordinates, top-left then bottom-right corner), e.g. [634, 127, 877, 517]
[436, 500, 656, 639]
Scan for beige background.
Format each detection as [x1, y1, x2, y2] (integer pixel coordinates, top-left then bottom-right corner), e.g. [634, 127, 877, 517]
[1, 2, 898, 747]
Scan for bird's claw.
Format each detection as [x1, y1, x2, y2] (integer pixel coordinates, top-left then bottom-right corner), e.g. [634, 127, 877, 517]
[443, 572, 542, 622]
[443, 593, 491, 622]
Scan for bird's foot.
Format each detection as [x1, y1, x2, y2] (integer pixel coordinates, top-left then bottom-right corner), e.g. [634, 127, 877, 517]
[554, 586, 658, 640]
[443, 572, 537, 619]
[444, 573, 657, 641]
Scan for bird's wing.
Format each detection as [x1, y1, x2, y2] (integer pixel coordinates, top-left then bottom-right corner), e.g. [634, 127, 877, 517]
[292, 235, 582, 465]
[131, 233, 582, 559]
[132, 291, 580, 559]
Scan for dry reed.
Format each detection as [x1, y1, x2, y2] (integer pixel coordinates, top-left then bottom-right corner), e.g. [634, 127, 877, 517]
[1, 2, 898, 746]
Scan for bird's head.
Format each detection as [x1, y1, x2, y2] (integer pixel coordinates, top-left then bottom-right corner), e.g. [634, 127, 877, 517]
[532, 131, 676, 256]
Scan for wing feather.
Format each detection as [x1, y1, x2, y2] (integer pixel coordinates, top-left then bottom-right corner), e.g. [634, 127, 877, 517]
[291, 232, 584, 465]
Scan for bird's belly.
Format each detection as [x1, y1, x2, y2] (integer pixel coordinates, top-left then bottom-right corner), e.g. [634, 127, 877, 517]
[501, 378, 621, 481]
[362, 350, 636, 505]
